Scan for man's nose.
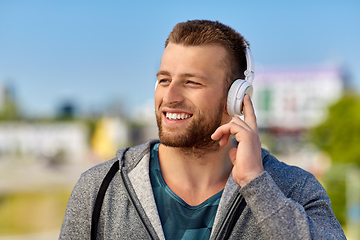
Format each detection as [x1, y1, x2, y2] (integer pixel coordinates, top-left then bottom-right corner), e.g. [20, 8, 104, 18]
[162, 82, 184, 105]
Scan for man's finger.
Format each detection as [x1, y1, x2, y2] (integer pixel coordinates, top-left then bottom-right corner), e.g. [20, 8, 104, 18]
[230, 116, 252, 131]
[243, 94, 258, 133]
[212, 122, 248, 141]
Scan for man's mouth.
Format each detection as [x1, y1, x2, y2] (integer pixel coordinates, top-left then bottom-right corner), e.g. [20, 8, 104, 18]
[165, 112, 192, 120]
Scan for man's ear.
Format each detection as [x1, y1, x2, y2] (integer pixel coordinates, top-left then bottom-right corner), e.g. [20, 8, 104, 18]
[222, 100, 232, 123]
[224, 102, 230, 115]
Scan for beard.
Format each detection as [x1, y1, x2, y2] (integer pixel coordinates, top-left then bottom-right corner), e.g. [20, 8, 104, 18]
[156, 101, 224, 152]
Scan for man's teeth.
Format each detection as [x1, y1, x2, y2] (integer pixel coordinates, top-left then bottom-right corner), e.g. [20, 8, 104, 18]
[166, 112, 191, 120]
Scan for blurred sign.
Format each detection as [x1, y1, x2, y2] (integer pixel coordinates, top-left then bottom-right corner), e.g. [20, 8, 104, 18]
[253, 65, 345, 130]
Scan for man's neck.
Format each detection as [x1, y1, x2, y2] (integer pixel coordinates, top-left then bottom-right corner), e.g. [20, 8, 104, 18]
[157, 140, 233, 206]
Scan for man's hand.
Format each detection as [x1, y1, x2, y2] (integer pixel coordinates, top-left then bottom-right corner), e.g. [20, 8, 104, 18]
[211, 94, 263, 187]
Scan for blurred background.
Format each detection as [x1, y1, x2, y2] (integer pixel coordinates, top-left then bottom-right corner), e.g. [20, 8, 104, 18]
[1, 0, 360, 239]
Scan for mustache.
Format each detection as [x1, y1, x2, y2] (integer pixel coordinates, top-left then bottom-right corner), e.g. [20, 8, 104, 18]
[159, 102, 194, 112]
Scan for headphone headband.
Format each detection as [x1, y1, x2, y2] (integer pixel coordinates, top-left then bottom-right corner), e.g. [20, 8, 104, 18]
[226, 46, 255, 117]
[244, 47, 254, 84]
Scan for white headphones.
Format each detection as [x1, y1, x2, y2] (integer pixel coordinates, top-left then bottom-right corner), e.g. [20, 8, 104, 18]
[226, 47, 255, 117]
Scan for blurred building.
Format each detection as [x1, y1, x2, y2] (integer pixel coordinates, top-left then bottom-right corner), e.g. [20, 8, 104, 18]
[91, 117, 130, 160]
[251, 64, 347, 175]
[0, 122, 88, 164]
[253, 65, 346, 131]
[130, 99, 158, 145]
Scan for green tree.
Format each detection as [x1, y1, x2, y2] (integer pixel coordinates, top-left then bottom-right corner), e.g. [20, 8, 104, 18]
[310, 93, 360, 226]
[311, 93, 360, 166]
[0, 84, 20, 120]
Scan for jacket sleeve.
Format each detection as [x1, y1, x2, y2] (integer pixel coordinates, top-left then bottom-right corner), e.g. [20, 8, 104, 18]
[58, 171, 97, 240]
[240, 171, 347, 240]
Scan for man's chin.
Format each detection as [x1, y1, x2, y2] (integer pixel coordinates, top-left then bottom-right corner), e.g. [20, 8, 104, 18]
[159, 133, 219, 150]
[158, 134, 191, 148]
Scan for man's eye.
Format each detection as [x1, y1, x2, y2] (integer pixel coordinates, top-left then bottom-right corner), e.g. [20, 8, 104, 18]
[187, 81, 200, 85]
[159, 79, 170, 84]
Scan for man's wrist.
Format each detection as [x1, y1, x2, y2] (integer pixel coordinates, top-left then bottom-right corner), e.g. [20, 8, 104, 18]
[237, 169, 264, 187]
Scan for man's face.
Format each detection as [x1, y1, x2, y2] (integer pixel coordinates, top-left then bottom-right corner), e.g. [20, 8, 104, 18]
[155, 43, 231, 150]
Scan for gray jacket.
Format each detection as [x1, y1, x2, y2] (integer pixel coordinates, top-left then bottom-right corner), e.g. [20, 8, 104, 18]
[59, 139, 346, 239]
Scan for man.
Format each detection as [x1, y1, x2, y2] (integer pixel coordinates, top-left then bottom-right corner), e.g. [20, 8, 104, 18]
[59, 20, 346, 239]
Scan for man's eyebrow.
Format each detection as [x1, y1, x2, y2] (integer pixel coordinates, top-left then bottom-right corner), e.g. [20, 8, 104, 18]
[179, 73, 207, 80]
[156, 71, 208, 81]
[156, 70, 171, 77]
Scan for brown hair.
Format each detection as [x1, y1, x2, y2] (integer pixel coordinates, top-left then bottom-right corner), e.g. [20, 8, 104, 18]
[165, 20, 249, 91]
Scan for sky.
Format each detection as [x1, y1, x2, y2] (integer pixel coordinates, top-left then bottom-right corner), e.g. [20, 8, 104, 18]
[0, 0, 359, 118]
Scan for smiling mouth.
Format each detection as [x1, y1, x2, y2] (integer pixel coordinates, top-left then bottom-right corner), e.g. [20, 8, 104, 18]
[165, 112, 192, 120]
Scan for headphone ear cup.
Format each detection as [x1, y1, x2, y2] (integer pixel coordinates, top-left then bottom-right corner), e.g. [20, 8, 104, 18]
[227, 80, 253, 117]
[227, 80, 242, 117]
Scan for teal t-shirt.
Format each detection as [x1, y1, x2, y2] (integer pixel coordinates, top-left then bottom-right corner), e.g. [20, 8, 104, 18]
[150, 143, 223, 240]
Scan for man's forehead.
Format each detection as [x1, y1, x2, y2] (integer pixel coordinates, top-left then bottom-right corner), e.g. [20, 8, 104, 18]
[160, 43, 228, 70]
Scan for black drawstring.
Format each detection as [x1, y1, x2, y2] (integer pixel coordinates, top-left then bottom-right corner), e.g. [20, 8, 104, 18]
[91, 160, 120, 240]
[223, 195, 247, 239]
[91, 159, 153, 240]
[214, 194, 247, 239]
